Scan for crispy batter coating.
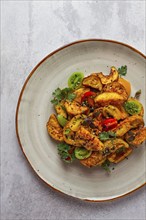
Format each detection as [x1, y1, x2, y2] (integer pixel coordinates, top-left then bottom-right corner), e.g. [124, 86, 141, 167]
[64, 100, 88, 115]
[103, 81, 128, 101]
[103, 105, 128, 120]
[125, 127, 146, 146]
[55, 101, 67, 118]
[97, 66, 119, 85]
[103, 138, 129, 155]
[75, 126, 104, 151]
[46, 114, 64, 141]
[73, 87, 90, 103]
[108, 147, 132, 163]
[113, 115, 144, 137]
[94, 92, 125, 106]
[80, 151, 106, 167]
[82, 74, 102, 91]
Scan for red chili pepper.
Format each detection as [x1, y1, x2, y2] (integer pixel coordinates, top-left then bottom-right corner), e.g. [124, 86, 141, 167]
[102, 118, 118, 131]
[81, 91, 96, 106]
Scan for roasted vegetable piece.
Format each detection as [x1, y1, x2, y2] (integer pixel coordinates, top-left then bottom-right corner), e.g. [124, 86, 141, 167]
[103, 138, 129, 156]
[103, 81, 128, 101]
[108, 147, 132, 163]
[103, 105, 128, 120]
[80, 151, 106, 167]
[46, 114, 64, 141]
[55, 101, 67, 118]
[113, 115, 144, 137]
[82, 74, 102, 91]
[118, 77, 131, 97]
[64, 100, 89, 115]
[125, 127, 146, 146]
[124, 98, 144, 116]
[73, 87, 90, 103]
[75, 126, 104, 151]
[68, 115, 85, 131]
[97, 66, 119, 85]
[94, 92, 125, 106]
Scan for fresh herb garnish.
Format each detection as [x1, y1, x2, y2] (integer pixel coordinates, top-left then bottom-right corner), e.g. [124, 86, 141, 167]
[118, 65, 127, 77]
[51, 87, 76, 105]
[134, 89, 141, 99]
[57, 142, 75, 163]
[99, 131, 116, 141]
[101, 160, 111, 173]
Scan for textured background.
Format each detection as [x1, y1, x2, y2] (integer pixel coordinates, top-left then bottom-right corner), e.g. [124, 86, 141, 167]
[1, 1, 146, 220]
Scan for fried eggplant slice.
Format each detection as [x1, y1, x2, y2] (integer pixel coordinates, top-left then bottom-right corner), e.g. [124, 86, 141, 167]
[103, 138, 129, 156]
[80, 151, 106, 168]
[125, 127, 146, 146]
[63, 115, 84, 147]
[55, 101, 67, 118]
[103, 105, 128, 120]
[103, 81, 128, 101]
[113, 115, 144, 137]
[47, 114, 64, 141]
[108, 147, 132, 163]
[94, 92, 125, 106]
[64, 100, 89, 115]
[73, 87, 90, 103]
[97, 66, 119, 85]
[82, 74, 102, 91]
[75, 126, 104, 151]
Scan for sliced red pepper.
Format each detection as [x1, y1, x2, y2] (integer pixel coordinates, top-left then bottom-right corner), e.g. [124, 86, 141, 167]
[81, 91, 96, 102]
[102, 118, 118, 131]
[81, 91, 96, 107]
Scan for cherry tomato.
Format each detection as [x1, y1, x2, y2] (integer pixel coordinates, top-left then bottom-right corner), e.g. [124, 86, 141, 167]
[102, 118, 118, 131]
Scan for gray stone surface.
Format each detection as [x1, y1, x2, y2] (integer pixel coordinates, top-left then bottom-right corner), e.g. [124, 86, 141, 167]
[1, 1, 146, 220]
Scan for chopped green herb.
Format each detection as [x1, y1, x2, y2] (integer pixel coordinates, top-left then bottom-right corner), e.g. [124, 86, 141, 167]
[99, 131, 116, 141]
[57, 142, 75, 163]
[101, 160, 111, 173]
[118, 65, 127, 77]
[67, 93, 76, 101]
[134, 89, 141, 99]
[51, 87, 76, 105]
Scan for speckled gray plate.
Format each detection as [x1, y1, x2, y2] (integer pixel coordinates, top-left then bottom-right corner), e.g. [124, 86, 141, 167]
[16, 39, 146, 201]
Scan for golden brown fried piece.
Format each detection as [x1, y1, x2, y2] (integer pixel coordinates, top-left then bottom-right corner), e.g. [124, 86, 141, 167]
[125, 127, 146, 146]
[108, 147, 132, 163]
[103, 105, 128, 120]
[94, 92, 125, 106]
[46, 114, 64, 141]
[63, 115, 84, 146]
[80, 151, 106, 168]
[103, 138, 129, 155]
[55, 101, 67, 118]
[103, 81, 128, 101]
[64, 100, 88, 115]
[75, 126, 104, 151]
[73, 87, 90, 103]
[113, 115, 144, 137]
[97, 66, 119, 85]
[82, 74, 102, 91]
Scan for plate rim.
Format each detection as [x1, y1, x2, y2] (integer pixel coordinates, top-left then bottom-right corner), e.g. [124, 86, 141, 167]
[15, 39, 146, 202]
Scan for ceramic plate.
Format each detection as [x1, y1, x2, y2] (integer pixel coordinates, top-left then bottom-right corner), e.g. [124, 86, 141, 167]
[16, 39, 146, 201]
